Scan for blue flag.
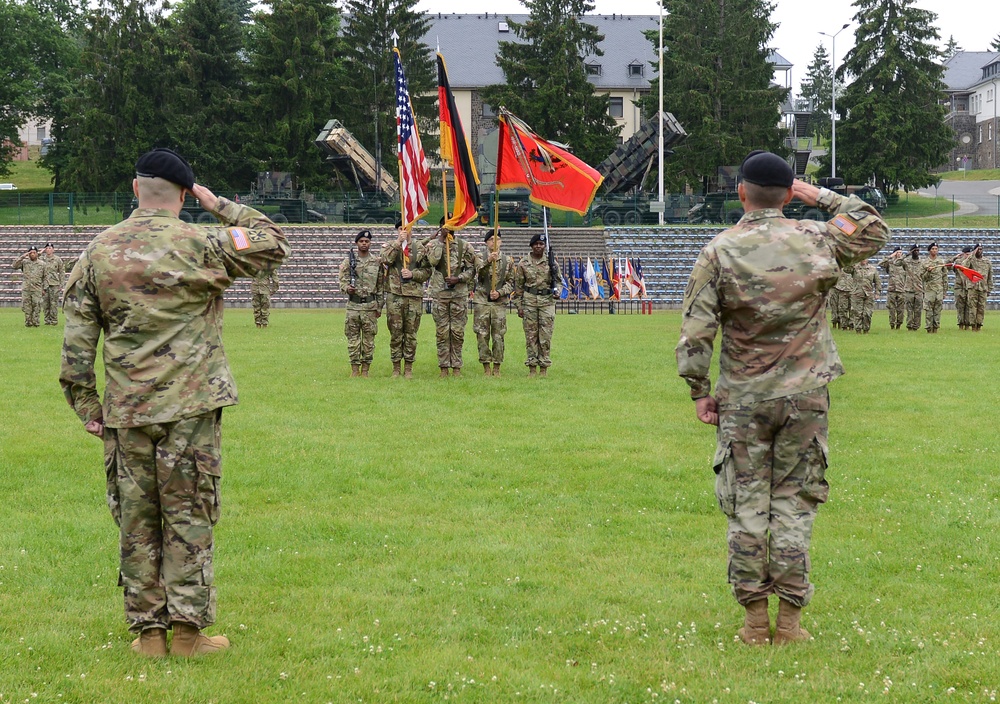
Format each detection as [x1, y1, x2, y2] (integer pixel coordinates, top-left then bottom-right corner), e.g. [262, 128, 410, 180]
[560, 257, 570, 299]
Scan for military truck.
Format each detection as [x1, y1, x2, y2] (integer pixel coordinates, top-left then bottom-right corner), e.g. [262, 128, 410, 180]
[477, 189, 537, 226]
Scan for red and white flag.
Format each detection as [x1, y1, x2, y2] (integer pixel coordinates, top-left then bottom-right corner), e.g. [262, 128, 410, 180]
[394, 48, 429, 228]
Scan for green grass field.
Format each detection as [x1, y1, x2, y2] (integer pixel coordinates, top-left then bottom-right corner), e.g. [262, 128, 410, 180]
[2, 308, 999, 702]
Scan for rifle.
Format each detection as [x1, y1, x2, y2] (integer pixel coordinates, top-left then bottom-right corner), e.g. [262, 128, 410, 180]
[348, 248, 358, 288]
[547, 243, 560, 296]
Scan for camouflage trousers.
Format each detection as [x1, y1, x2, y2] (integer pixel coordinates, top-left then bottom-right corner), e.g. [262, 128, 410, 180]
[954, 290, 969, 327]
[521, 301, 555, 368]
[923, 292, 943, 331]
[104, 410, 222, 632]
[473, 301, 508, 364]
[836, 290, 852, 329]
[968, 289, 988, 327]
[903, 292, 923, 330]
[21, 288, 42, 327]
[850, 291, 875, 332]
[345, 307, 379, 364]
[886, 291, 904, 328]
[386, 293, 423, 363]
[714, 387, 830, 608]
[42, 285, 60, 325]
[251, 291, 271, 326]
[432, 298, 467, 369]
[827, 289, 840, 326]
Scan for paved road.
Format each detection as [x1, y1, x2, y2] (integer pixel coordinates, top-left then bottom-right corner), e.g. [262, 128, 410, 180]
[916, 179, 1000, 217]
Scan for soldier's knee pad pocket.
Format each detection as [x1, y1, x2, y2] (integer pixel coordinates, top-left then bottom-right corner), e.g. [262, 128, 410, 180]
[713, 442, 737, 518]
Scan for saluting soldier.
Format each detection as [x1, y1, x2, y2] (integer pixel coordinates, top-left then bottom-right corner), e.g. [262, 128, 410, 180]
[473, 230, 516, 376]
[893, 243, 924, 330]
[878, 246, 906, 329]
[514, 234, 558, 376]
[966, 243, 994, 331]
[424, 218, 475, 377]
[381, 220, 432, 378]
[949, 245, 974, 330]
[250, 267, 280, 328]
[339, 230, 385, 377]
[850, 258, 880, 334]
[12, 245, 44, 327]
[921, 242, 948, 333]
[39, 243, 66, 325]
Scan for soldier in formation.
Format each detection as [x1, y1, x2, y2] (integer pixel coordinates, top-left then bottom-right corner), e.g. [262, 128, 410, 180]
[921, 242, 948, 334]
[251, 267, 280, 328]
[950, 246, 973, 330]
[12, 245, 44, 327]
[831, 265, 853, 329]
[676, 151, 890, 647]
[966, 244, 993, 331]
[473, 231, 516, 376]
[40, 243, 66, 325]
[339, 230, 385, 377]
[514, 234, 557, 376]
[878, 247, 906, 329]
[425, 219, 475, 377]
[850, 258, 880, 333]
[893, 244, 924, 331]
[381, 220, 432, 378]
[60, 148, 289, 658]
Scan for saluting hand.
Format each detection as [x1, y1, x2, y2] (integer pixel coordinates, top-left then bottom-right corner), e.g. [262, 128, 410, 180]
[791, 179, 820, 207]
[191, 184, 219, 212]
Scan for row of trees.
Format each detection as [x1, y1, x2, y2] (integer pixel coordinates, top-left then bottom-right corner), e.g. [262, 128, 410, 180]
[0, 0, 980, 198]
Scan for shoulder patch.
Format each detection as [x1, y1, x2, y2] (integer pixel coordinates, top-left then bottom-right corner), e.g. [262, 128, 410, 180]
[831, 215, 858, 236]
[229, 227, 250, 250]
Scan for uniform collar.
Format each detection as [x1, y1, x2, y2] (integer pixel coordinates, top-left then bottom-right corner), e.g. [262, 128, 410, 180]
[742, 208, 785, 222]
[130, 208, 179, 218]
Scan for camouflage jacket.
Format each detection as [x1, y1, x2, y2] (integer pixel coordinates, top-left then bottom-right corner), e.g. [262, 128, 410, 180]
[833, 266, 854, 292]
[60, 199, 290, 428]
[251, 268, 280, 295]
[852, 261, 881, 297]
[339, 252, 385, 311]
[891, 255, 924, 294]
[12, 254, 45, 291]
[472, 247, 516, 305]
[921, 257, 949, 297]
[878, 254, 907, 292]
[949, 253, 972, 292]
[40, 253, 66, 287]
[514, 254, 557, 310]
[424, 235, 475, 300]
[381, 237, 431, 297]
[676, 190, 891, 406]
[968, 255, 993, 292]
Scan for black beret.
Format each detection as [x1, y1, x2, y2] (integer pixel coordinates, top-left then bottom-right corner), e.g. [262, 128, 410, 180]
[484, 231, 501, 243]
[739, 150, 794, 188]
[892, 246, 901, 252]
[28, 245, 37, 252]
[910, 243, 919, 251]
[529, 233, 546, 247]
[355, 230, 372, 243]
[44, 242, 53, 248]
[927, 242, 937, 251]
[963, 246, 973, 253]
[135, 148, 195, 190]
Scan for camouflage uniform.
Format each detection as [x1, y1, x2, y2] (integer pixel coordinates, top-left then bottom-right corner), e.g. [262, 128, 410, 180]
[339, 252, 385, 366]
[878, 254, 906, 329]
[12, 253, 44, 327]
[514, 254, 557, 369]
[967, 253, 994, 330]
[893, 254, 924, 330]
[40, 252, 66, 325]
[424, 235, 475, 370]
[850, 260, 880, 333]
[472, 245, 516, 365]
[60, 199, 289, 633]
[949, 251, 972, 329]
[827, 284, 841, 329]
[250, 268, 280, 327]
[833, 267, 854, 329]
[921, 256, 949, 332]
[676, 189, 890, 608]
[381, 237, 432, 364]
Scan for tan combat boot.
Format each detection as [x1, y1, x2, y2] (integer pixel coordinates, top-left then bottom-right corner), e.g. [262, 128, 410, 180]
[539, 366, 547, 377]
[773, 600, 812, 645]
[528, 366, 537, 377]
[130, 627, 167, 658]
[492, 363, 501, 377]
[403, 361, 413, 379]
[170, 623, 230, 657]
[452, 368, 462, 378]
[351, 364, 360, 377]
[439, 367, 450, 378]
[392, 361, 401, 377]
[737, 600, 770, 645]
[483, 362, 492, 376]
[361, 363, 370, 377]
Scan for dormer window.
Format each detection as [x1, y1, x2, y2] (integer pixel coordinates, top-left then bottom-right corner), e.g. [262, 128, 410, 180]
[628, 62, 644, 78]
[498, 21, 509, 32]
[586, 63, 602, 76]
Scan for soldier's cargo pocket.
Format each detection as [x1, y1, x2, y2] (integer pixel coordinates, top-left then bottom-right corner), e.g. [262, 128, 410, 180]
[801, 435, 830, 505]
[194, 448, 222, 526]
[713, 442, 736, 518]
[103, 433, 121, 527]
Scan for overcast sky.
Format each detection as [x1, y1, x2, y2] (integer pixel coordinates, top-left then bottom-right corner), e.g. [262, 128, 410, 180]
[415, 0, 998, 96]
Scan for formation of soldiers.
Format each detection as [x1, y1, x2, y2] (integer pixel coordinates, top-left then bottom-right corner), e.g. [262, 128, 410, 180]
[336, 220, 558, 378]
[826, 242, 995, 333]
[11, 243, 66, 327]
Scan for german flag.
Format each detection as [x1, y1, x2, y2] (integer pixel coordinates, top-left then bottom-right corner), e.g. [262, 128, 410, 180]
[437, 52, 480, 230]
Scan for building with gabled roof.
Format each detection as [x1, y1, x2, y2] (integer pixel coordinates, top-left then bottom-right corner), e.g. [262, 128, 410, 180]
[940, 51, 1000, 171]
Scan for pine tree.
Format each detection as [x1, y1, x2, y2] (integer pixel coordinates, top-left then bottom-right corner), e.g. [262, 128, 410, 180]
[942, 35, 961, 59]
[245, 0, 342, 190]
[338, 0, 434, 182]
[640, 0, 789, 192]
[480, 0, 620, 169]
[832, 0, 952, 196]
[990, 34, 1000, 52]
[798, 43, 832, 141]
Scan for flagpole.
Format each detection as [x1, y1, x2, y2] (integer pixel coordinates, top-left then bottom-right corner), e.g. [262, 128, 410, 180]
[657, 0, 665, 226]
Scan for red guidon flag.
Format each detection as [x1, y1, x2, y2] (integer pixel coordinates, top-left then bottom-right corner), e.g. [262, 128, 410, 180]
[953, 264, 985, 284]
[496, 108, 604, 215]
[437, 52, 480, 230]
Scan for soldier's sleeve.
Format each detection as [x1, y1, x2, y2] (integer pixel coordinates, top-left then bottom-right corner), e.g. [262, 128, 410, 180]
[498, 256, 516, 297]
[457, 241, 476, 283]
[12, 256, 24, 270]
[817, 190, 891, 268]
[206, 198, 291, 278]
[381, 240, 401, 265]
[425, 240, 444, 267]
[513, 262, 526, 311]
[59, 253, 104, 425]
[271, 270, 280, 292]
[376, 263, 386, 309]
[675, 248, 720, 400]
[338, 258, 351, 293]
[474, 250, 489, 276]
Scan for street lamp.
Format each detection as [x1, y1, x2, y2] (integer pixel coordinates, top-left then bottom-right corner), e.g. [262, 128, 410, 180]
[819, 23, 850, 179]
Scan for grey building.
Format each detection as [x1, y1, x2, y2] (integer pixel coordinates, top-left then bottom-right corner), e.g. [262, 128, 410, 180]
[941, 51, 1000, 171]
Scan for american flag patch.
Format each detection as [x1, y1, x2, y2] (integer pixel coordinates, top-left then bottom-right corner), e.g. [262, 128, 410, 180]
[229, 228, 250, 250]
[831, 215, 858, 236]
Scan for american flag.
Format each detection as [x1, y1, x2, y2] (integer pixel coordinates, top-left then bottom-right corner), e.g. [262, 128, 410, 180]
[394, 47, 430, 228]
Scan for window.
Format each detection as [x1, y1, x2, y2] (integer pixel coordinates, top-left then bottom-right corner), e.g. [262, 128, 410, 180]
[36, 126, 46, 141]
[609, 96, 624, 119]
[481, 103, 496, 118]
[991, 123, 994, 141]
[628, 63, 644, 78]
[585, 63, 602, 76]
[498, 21, 509, 32]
